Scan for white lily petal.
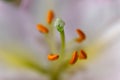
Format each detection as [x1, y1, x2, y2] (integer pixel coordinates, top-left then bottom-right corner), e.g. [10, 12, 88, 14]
[1, 0, 120, 80]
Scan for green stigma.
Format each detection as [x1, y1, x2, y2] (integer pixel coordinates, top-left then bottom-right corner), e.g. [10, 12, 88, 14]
[54, 18, 65, 32]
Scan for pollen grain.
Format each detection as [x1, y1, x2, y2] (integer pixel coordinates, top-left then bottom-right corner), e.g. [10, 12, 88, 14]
[37, 24, 49, 33]
[48, 54, 59, 61]
[79, 50, 87, 59]
[47, 10, 54, 24]
[69, 51, 78, 64]
[76, 29, 86, 42]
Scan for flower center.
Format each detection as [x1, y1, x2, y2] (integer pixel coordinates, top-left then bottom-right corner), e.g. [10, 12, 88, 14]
[36, 10, 87, 65]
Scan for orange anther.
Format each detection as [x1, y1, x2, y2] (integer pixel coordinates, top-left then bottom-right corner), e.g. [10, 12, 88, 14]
[69, 51, 78, 64]
[48, 54, 59, 61]
[37, 24, 49, 33]
[76, 29, 86, 42]
[79, 50, 87, 59]
[47, 10, 54, 24]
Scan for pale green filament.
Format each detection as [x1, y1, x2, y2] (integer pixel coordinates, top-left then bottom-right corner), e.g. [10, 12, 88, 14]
[45, 23, 57, 53]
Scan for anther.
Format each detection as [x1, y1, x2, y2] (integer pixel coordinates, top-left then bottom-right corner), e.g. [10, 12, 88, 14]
[76, 29, 86, 42]
[47, 10, 54, 24]
[48, 54, 59, 61]
[79, 50, 87, 59]
[37, 24, 49, 33]
[69, 51, 78, 64]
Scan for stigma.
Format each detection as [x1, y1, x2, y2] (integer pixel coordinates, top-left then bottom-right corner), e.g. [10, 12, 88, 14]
[54, 18, 65, 32]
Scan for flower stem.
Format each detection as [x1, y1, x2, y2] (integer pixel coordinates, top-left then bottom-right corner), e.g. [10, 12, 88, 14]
[50, 72, 60, 80]
[50, 76, 60, 80]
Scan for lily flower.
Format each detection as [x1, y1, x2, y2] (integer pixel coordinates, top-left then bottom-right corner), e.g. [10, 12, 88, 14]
[0, 0, 120, 80]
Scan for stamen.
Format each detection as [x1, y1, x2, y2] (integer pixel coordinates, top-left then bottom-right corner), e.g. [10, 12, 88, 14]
[76, 29, 86, 42]
[47, 10, 54, 24]
[69, 51, 78, 64]
[37, 24, 49, 33]
[79, 50, 87, 59]
[48, 54, 59, 61]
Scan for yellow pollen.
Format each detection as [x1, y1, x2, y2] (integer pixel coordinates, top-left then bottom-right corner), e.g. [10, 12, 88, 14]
[48, 54, 59, 61]
[69, 51, 78, 64]
[37, 24, 49, 33]
[76, 29, 86, 42]
[47, 10, 54, 24]
[79, 50, 87, 59]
